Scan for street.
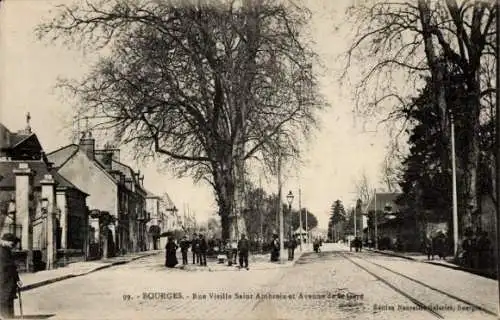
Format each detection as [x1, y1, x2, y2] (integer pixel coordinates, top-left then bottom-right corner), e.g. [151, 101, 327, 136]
[17, 244, 498, 320]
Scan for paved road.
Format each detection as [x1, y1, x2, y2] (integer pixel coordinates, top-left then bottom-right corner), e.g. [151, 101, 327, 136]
[17, 244, 498, 320]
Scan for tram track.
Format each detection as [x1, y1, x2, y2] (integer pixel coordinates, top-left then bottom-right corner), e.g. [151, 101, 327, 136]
[341, 252, 497, 319]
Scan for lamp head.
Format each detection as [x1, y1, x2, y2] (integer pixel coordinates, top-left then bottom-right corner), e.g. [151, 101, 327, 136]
[286, 191, 294, 205]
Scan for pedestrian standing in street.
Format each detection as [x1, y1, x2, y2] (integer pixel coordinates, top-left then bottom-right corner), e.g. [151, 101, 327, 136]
[270, 234, 280, 262]
[191, 233, 200, 265]
[165, 237, 178, 268]
[313, 238, 320, 253]
[237, 234, 250, 270]
[230, 239, 238, 265]
[0, 233, 22, 319]
[198, 234, 208, 266]
[288, 236, 297, 260]
[179, 236, 190, 265]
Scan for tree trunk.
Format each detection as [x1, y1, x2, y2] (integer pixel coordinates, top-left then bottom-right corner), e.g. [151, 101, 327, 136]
[461, 77, 482, 231]
[212, 158, 235, 241]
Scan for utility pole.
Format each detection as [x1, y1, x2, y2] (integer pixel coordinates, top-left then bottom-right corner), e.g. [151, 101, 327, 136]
[298, 188, 303, 251]
[495, 2, 500, 314]
[451, 112, 459, 257]
[278, 147, 285, 264]
[305, 200, 309, 244]
[259, 175, 264, 253]
[374, 189, 378, 250]
[353, 205, 356, 238]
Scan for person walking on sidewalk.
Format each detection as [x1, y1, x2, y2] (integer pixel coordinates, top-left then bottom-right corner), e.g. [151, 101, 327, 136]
[179, 236, 190, 265]
[191, 233, 200, 265]
[0, 233, 22, 319]
[238, 234, 250, 270]
[424, 235, 433, 260]
[198, 234, 208, 266]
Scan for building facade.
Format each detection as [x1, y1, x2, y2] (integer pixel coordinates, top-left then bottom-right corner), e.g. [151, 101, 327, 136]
[0, 121, 89, 270]
[47, 131, 149, 258]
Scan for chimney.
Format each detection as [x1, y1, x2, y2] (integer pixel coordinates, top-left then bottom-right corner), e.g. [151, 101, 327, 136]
[139, 175, 144, 186]
[79, 131, 95, 161]
[96, 151, 113, 171]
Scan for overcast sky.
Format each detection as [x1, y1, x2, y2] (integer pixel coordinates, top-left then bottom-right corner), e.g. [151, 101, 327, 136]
[0, 0, 394, 229]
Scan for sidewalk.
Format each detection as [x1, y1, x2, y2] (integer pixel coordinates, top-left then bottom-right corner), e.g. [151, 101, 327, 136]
[19, 250, 162, 292]
[365, 247, 497, 279]
[179, 245, 312, 272]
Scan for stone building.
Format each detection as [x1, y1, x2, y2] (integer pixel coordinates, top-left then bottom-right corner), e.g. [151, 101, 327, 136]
[145, 191, 177, 250]
[0, 121, 89, 270]
[47, 131, 149, 257]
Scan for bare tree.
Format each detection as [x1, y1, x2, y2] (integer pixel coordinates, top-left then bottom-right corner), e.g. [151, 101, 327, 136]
[379, 143, 402, 193]
[343, 0, 496, 225]
[354, 171, 372, 206]
[36, 0, 324, 240]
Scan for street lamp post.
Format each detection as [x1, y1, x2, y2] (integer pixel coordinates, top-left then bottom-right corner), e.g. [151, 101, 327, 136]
[298, 188, 303, 251]
[374, 189, 378, 250]
[278, 148, 285, 264]
[450, 113, 459, 257]
[286, 191, 294, 242]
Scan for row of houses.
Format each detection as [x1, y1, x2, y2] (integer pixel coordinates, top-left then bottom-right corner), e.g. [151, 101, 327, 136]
[0, 117, 180, 271]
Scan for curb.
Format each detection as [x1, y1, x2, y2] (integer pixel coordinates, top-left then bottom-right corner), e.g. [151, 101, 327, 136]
[368, 249, 416, 261]
[368, 249, 496, 280]
[21, 252, 160, 292]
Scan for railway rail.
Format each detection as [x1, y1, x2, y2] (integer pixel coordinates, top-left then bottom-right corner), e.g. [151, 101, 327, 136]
[340, 252, 497, 319]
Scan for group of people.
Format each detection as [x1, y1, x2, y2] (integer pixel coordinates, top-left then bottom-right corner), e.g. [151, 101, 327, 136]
[164, 233, 252, 270]
[349, 237, 362, 252]
[269, 234, 300, 262]
[0, 233, 23, 319]
[164, 233, 209, 268]
[423, 232, 448, 260]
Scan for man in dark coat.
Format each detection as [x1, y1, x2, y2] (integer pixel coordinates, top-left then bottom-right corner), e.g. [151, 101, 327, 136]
[198, 234, 208, 266]
[287, 236, 297, 261]
[237, 234, 250, 270]
[0, 233, 22, 319]
[191, 233, 200, 265]
[179, 236, 190, 265]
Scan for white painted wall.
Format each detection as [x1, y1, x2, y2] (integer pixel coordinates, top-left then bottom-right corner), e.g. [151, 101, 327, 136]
[58, 150, 118, 217]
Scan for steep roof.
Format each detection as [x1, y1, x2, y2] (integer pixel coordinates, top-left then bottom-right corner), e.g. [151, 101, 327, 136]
[46, 144, 79, 169]
[110, 159, 146, 194]
[0, 160, 88, 195]
[0, 123, 40, 149]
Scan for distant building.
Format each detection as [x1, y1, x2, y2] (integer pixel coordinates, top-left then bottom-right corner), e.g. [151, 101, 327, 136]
[309, 227, 327, 241]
